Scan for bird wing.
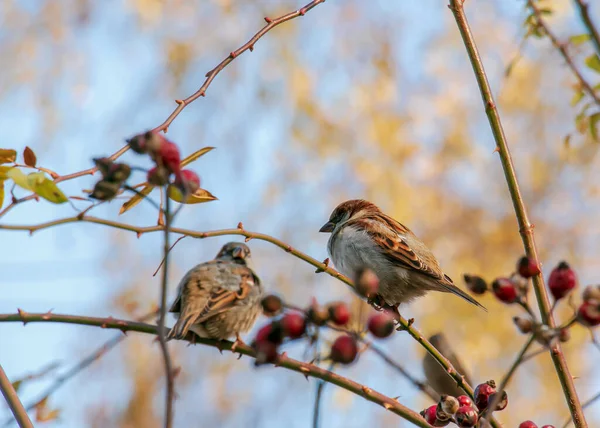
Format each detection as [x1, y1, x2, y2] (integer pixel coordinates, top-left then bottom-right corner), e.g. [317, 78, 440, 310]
[167, 261, 259, 339]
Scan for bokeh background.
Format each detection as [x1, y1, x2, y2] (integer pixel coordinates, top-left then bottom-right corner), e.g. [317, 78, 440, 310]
[1, 0, 600, 426]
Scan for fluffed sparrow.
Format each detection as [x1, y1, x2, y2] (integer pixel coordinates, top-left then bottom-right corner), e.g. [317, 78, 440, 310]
[319, 199, 485, 310]
[167, 242, 263, 341]
[422, 333, 473, 397]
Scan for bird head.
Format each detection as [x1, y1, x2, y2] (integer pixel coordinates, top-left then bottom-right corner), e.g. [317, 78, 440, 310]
[319, 199, 380, 233]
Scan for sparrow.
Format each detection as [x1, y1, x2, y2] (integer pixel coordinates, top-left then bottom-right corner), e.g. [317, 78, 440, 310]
[167, 242, 263, 342]
[319, 199, 485, 310]
[422, 333, 473, 397]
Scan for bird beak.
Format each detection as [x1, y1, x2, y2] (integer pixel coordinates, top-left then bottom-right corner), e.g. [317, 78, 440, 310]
[319, 222, 335, 233]
[232, 247, 245, 259]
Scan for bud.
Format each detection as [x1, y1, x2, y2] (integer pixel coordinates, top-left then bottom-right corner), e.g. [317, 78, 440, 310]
[330, 335, 358, 365]
[548, 261, 577, 301]
[492, 278, 518, 304]
[455, 406, 478, 427]
[517, 256, 541, 278]
[90, 180, 120, 200]
[261, 295, 283, 317]
[463, 274, 488, 295]
[367, 312, 395, 338]
[327, 302, 350, 326]
[280, 313, 306, 339]
[513, 316, 534, 334]
[355, 268, 379, 298]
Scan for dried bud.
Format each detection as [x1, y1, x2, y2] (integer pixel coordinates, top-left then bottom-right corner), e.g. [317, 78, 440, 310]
[463, 274, 488, 295]
[518, 421, 538, 428]
[147, 166, 170, 186]
[577, 301, 600, 327]
[517, 256, 541, 278]
[510, 271, 530, 296]
[367, 312, 395, 338]
[582, 285, 600, 303]
[558, 328, 571, 343]
[327, 302, 350, 326]
[307, 302, 329, 326]
[355, 268, 379, 298]
[474, 380, 496, 411]
[548, 261, 577, 301]
[280, 313, 306, 339]
[93, 157, 114, 177]
[90, 180, 120, 200]
[492, 278, 519, 304]
[534, 324, 557, 346]
[261, 295, 283, 317]
[438, 394, 459, 415]
[420, 404, 449, 427]
[330, 335, 358, 365]
[455, 406, 478, 427]
[489, 390, 508, 411]
[127, 133, 148, 154]
[513, 316, 534, 334]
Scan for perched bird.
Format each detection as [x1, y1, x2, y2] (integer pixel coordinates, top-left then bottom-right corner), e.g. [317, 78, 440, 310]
[422, 333, 473, 397]
[319, 199, 485, 310]
[167, 242, 263, 342]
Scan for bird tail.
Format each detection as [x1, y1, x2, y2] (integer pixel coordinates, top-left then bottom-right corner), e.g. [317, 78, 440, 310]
[438, 279, 487, 312]
[166, 312, 200, 341]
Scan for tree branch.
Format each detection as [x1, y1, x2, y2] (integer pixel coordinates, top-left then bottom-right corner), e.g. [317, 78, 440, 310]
[0, 364, 33, 428]
[448, 1, 587, 426]
[572, 0, 600, 56]
[0, 311, 430, 428]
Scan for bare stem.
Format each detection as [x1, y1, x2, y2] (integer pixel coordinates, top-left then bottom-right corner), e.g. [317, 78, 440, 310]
[572, 0, 600, 56]
[0, 311, 431, 428]
[448, 1, 587, 425]
[0, 364, 33, 428]
[562, 390, 600, 428]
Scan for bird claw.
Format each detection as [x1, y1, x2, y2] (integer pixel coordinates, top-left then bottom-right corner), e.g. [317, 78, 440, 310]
[231, 333, 246, 353]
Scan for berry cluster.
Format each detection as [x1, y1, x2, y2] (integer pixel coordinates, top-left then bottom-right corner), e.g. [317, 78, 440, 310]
[421, 380, 506, 427]
[90, 130, 200, 201]
[252, 293, 396, 366]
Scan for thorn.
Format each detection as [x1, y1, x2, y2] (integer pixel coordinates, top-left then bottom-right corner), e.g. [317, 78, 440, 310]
[245, 236, 252, 243]
[315, 258, 330, 273]
[493, 147, 500, 153]
[299, 366, 310, 380]
[249, 45, 254, 52]
[361, 386, 372, 395]
[136, 232, 143, 239]
[175, 99, 184, 105]
[120, 329, 128, 336]
[383, 402, 393, 410]
[29, 229, 34, 236]
[199, 91, 205, 97]
[285, 245, 293, 253]
[299, 7, 307, 15]
[237, 222, 244, 230]
[407, 318, 415, 327]
[229, 51, 237, 59]
[172, 366, 182, 378]
[237, 353, 243, 360]
[216, 341, 224, 354]
[264, 17, 272, 23]
[17, 308, 28, 325]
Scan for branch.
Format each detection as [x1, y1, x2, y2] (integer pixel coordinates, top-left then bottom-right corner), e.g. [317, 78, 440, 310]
[0, 0, 327, 220]
[0, 364, 33, 428]
[527, 0, 600, 107]
[157, 191, 174, 428]
[572, 0, 600, 56]
[448, 1, 587, 426]
[0, 312, 431, 428]
[562, 390, 600, 428]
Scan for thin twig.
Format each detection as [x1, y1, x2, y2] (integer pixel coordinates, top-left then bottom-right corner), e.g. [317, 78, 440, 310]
[0, 364, 33, 428]
[448, 1, 587, 425]
[527, 0, 600, 107]
[157, 191, 174, 428]
[0, 311, 431, 427]
[313, 363, 334, 428]
[562, 390, 600, 428]
[572, 0, 600, 56]
[0, 0, 328, 220]
[153, 235, 188, 277]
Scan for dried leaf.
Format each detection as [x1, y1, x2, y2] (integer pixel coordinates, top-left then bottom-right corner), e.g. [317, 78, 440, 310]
[181, 146, 215, 167]
[168, 185, 217, 204]
[27, 172, 68, 204]
[119, 185, 153, 214]
[585, 54, 600, 74]
[23, 146, 37, 167]
[0, 149, 16, 164]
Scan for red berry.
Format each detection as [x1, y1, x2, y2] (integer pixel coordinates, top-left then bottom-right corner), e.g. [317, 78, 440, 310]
[558, 328, 571, 343]
[474, 380, 496, 411]
[517, 256, 541, 278]
[156, 140, 181, 174]
[254, 322, 283, 345]
[147, 166, 170, 186]
[367, 312, 395, 338]
[280, 313, 306, 339]
[177, 169, 200, 193]
[330, 335, 358, 364]
[261, 295, 283, 317]
[328, 302, 350, 325]
[457, 395, 473, 407]
[548, 261, 577, 301]
[127, 133, 148, 154]
[519, 421, 538, 428]
[492, 278, 519, 304]
[489, 390, 508, 411]
[420, 404, 448, 427]
[577, 301, 600, 327]
[455, 406, 478, 427]
[541, 426, 556, 428]
[463, 274, 488, 295]
[254, 340, 278, 365]
[355, 268, 379, 298]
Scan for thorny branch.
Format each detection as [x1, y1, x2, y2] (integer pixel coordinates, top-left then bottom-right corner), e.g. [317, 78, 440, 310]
[0, 312, 431, 428]
[0, 364, 33, 428]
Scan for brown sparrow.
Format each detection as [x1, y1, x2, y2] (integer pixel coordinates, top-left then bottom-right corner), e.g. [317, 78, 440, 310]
[167, 242, 263, 341]
[319, 199, 485, 310]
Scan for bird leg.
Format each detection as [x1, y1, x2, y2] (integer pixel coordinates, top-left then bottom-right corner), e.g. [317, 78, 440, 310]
[231, 333, 247, 354]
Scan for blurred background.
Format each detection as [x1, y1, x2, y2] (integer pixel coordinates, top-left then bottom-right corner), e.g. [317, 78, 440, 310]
[1, 0, 599, 426]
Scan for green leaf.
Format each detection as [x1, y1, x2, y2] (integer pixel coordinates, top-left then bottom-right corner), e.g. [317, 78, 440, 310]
[570, 34, 591, 46]
[585, 54, 600, 74]
[590, 112, 600, 142]
[571, 89, 585, 106]
[26, 172, 68, 204]
[0, 149, 16, 164]
[119, 146, 215, 215]
[168, 186, 217, 204]
[7, 168, 31, 190]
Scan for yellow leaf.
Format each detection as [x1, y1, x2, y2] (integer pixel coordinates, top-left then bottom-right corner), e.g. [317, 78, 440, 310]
[168, 185, 217, 204]
[0, 166, 11, 180]
[6, 168, 31, 190]
[0, 149, 16, 164]
[27, 172, 68, 204]
[0, 182, 4, 210]
[119, 185, 153, 214]
[119, 147, 214, 215]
